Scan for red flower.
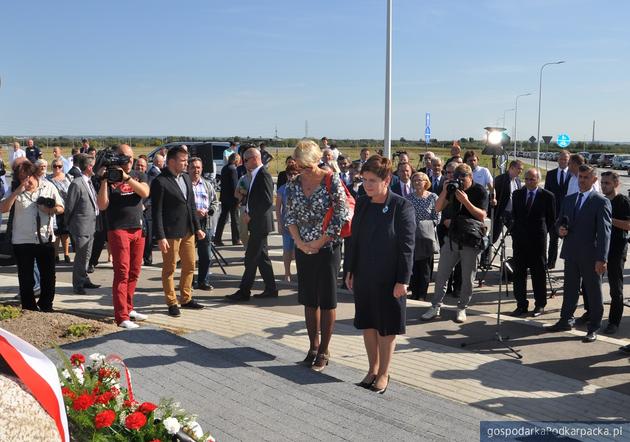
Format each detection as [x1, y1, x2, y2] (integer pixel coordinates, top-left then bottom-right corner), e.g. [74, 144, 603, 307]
[123, 399, 138, 409]
[61, 387, 76, 400]
[138, 402, 158, 414]
[96, 391, 115, 404]
[110, 386, 120, 397]
[124, 411, 147, 430]
[94, 409, 116, 429]
[70, 353, 85, 366]
[72, 393, 95, 411]
[98, 367, 113, 380]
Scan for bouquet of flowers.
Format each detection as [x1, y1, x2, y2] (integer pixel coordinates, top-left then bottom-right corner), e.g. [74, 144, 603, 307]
[57, 350, 215, 442]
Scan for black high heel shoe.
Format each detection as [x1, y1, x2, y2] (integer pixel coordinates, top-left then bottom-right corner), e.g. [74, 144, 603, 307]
[302, 350, 318, 366]
[370, 375, 390, 394]
[356, 374, 377, 389]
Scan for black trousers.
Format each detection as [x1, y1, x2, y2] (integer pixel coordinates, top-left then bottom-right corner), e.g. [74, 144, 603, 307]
[512, 245, 547, 309]
[196, 218, 212, 285]
[215, 202, 239, 244]
[13, 243, 56, 311]
[239, 232, 276, 294]
[143, 212, 153, 263]
[89, 229, 107, 267]
[410, 258, 432, 300]
[607, 246, 627, 326]
[547, 231, 560, 267]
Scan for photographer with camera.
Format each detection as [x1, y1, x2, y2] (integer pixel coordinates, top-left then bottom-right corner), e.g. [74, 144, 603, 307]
[96, 144, 150, 329]
[422, 163, 488, 324]
[0, 160, 64, 312]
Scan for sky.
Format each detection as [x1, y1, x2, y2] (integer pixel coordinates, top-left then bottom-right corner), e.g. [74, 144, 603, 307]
[1, 0, 629, 142]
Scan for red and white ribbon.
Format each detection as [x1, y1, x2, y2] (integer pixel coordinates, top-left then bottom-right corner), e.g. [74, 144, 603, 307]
[106, 354, 135, 402]
[0, 327, 69, 442]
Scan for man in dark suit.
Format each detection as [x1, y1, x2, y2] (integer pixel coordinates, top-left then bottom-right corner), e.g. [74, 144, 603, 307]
[225, 148, 278, 302]
[214, 153, 241, 246]
[491, 160, 523, 243]
[65, 154, 101, 294]
[509, 168, 555, 317]
[429, 158, 444, 194]
[547, 165, 612, 342]
[151, 146, 206, 317]
[391, 162, 413, 197]
[544, 150, 570, 268]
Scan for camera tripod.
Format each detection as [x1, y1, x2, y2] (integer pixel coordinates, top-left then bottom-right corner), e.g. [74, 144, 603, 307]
[210, 243, 228, 274]
[461, 222, 522, 359]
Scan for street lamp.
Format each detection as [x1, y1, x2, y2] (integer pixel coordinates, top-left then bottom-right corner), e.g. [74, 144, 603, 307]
[502, 108, 515, 129]
[536, 60, 565, 167]
[513, 92, 532, 157]
[383, 0, 392, 159]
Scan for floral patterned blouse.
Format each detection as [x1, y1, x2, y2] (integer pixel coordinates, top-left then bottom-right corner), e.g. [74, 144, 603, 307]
[285, 173, 349, 245]
[405, 192, 440, 225]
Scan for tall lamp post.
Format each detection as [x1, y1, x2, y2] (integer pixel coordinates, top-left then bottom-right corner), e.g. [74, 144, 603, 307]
[502, 108, 515, 130]
[536, 60, 565, 167]
[383, 0, 392, 159]
[513, 92, 532, 157]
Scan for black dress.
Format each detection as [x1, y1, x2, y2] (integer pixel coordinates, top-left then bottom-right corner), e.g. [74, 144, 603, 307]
[353, 201, 409, 336]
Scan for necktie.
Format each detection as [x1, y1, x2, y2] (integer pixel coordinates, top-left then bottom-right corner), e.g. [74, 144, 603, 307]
[402, 183, 408, 196]
[526, 190, 534, 212]
[573, 192, 584, 219]
[559, 170, 565, 187]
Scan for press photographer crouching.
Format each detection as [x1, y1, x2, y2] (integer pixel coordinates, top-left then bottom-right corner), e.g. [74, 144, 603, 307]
[422, 163, 489, 323]
[0, 160, 65, 311]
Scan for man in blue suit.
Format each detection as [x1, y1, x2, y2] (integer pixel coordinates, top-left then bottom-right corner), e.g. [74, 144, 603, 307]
[547, 165, 611, 342]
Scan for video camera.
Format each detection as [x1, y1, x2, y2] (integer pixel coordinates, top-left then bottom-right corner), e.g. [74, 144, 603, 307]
[94, 147, 131, 183]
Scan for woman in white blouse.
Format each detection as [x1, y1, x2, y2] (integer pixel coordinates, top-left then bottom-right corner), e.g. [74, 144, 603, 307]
[0, 161, 64, 312]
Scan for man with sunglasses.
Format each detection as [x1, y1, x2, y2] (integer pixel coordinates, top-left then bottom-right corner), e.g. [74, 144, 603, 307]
[422, 163, 488, 324]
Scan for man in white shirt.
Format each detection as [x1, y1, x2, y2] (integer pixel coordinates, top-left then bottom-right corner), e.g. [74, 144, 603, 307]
[464, 150, 494, 205]
[9, 142, 26, 168]
[566, 153, 601, 195]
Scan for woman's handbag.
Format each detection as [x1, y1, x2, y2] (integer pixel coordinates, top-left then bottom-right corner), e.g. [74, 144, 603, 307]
[322, 172, 355, 238]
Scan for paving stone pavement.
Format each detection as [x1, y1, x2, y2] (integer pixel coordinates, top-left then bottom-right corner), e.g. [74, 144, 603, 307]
[47, 328, 498, 442]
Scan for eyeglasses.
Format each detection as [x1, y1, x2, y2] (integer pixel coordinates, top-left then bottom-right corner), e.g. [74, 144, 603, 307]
[53, 165, 63, 169]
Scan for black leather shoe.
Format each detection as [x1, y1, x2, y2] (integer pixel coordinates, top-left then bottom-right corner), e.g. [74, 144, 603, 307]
[546, 321, 572, 332]
[370, 375, 390, 394]
[143, 259, 152, 266]
[532, 306, 545, 317]
[87, 265, 95, 274]
[181, 299, 205, 310]
[64, 255, 71, 264]
[510, 307, 528, 317]
[197, 283, 214, 291]
[224, 291, 250, 303]
[168, 305, 181, 317]
[603, 323, 618, 335]
[84, 282, 101, 289]
[253, 290, 279, 299]
[582, 331, 597, 343]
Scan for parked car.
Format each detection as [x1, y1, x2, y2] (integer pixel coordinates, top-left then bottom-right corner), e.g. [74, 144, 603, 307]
[147, 141, 230, 180]
[589, 153, 602, 165]
[578, 151, 590, 162]
[598, 153, 616, 168]
[612, 155, 630, 169]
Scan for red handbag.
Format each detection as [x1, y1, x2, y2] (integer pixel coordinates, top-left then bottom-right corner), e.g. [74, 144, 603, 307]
[322, 172, 355, 238]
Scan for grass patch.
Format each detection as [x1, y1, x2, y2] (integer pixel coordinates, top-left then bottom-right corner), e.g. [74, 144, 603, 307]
[0, 304, 22, 320]
[63, 323, 95, 338]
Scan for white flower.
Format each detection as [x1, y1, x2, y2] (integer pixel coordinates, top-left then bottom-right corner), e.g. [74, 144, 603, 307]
[89, 353, 106, 364]
[72, 367, 84, 384]
[118, 411, 128, 426]
[61, 369, 70, 379]
[163, 417, 181, 435]
[187, 421, 203, 439]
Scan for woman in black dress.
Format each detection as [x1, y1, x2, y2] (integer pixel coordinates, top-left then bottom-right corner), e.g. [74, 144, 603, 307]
[346, 155, 415, 393]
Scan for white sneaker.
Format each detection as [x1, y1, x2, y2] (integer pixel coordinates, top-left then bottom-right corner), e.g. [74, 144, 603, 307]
[421, 306, 440, 321]
[455, 308, 467, 323]
[119, 320, 139, 329]
[129, 310, 148, 321]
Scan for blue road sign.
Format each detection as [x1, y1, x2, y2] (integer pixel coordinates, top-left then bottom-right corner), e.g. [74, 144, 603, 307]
[425, 112, 430, 127]
[424, 112, 431, 144]
[557, 133, 571, 148]
[425, 134, 431, 144]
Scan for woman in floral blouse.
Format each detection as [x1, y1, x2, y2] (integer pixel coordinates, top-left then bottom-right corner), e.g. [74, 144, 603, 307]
[406, 171, 440, 300]
[285, 139, 349, 372]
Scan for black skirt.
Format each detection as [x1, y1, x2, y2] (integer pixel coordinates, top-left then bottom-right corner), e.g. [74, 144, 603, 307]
[295, 243, 341, 309]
